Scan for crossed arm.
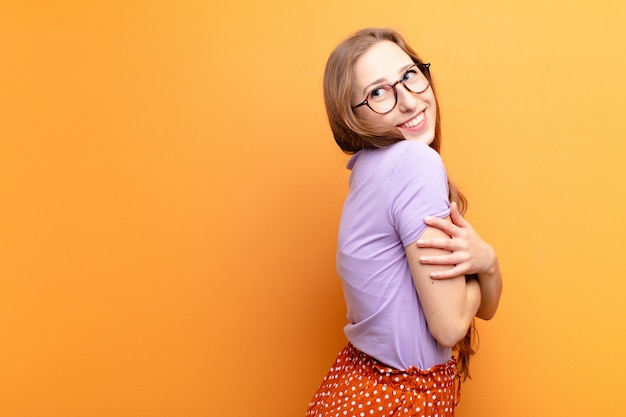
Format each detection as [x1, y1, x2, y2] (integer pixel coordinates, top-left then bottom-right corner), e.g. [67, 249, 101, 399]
[405, 202, 503, 346]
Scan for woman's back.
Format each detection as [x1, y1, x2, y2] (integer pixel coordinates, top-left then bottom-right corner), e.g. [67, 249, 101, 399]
[338, 140, 451, 370]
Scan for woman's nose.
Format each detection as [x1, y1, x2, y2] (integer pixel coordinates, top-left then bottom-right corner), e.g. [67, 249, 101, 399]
[395, 84, 419, 112]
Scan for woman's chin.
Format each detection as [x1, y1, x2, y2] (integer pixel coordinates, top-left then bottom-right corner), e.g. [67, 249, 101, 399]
[400, 129, 435, 145]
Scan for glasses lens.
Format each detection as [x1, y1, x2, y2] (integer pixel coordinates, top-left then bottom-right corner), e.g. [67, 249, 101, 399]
[368, 86, 395, 114]
[404, 70, 429, 94]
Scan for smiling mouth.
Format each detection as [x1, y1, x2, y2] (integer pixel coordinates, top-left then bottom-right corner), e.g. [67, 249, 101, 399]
[399, 111, 425, 129]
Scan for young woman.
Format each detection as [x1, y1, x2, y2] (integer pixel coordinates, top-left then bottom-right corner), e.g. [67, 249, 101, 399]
[306, 28, 503, 417]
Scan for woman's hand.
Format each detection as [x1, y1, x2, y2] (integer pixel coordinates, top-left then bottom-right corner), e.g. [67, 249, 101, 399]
[416, 202, 498, 280]
[417, 202, 503, 320]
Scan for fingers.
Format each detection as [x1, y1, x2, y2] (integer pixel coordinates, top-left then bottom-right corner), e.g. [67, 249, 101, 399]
[419, 253, 469, 266]
[449, 202, 470, 228]
[423, 216, 459, 237]
[417, 236, 469, 252]
[417, 237, 454, 251]
[419, 254, 457, 265]
[429, 265, 468, 280]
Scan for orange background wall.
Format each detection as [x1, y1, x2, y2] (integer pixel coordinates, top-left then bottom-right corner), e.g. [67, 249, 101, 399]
[1, 1, 625, 416]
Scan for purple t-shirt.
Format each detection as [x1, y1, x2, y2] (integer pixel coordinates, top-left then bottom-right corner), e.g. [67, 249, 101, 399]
[337, 140, 452, 371]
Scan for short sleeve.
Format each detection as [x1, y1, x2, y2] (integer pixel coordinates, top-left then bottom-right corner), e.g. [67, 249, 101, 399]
[388, 142, 451, 247]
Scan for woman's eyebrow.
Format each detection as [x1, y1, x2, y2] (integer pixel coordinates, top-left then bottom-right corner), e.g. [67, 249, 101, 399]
[362, 78, 386, 95]
[361, 63, 417, 95]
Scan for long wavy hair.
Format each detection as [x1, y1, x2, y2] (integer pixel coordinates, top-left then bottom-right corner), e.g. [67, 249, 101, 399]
[323, 27, 477, 380]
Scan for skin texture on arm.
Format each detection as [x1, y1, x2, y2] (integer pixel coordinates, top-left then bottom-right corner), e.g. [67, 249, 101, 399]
[405, 219, 482, 348]
[416, 202, 503, 320]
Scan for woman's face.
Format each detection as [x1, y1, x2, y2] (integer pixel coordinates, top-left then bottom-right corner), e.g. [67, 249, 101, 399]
[352, 41, 437, 145]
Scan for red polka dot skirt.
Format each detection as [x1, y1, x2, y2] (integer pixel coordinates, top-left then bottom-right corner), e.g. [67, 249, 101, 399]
[307, 343, 460, 417]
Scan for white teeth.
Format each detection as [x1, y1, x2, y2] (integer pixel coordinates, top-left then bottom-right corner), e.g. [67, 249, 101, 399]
[401, 112, 424, 128]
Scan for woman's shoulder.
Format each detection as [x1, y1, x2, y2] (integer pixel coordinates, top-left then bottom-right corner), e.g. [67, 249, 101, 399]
[361, 140, 437, 160]
[391, 140, 439, 156]
[386, 140, 443, 169]
[350, 141, 442, 174]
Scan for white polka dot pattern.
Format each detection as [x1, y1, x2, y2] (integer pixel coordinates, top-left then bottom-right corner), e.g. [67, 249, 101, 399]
[306, 344, 459, 417]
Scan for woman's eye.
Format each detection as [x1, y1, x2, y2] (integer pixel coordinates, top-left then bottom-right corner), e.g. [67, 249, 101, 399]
[403, 69, 418, 81]
[369, 87, 387, 100]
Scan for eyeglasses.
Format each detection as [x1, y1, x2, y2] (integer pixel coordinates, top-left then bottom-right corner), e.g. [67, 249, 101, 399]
[352, 63, 431, 115]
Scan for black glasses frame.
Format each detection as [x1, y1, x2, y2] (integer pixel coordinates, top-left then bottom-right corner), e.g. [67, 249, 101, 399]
[352, 63, 431, 115]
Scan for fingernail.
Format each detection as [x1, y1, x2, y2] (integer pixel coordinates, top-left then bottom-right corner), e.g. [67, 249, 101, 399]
[419, 256, 428, 262]
[417, 240, 425, 245]
[424, 216, 434, 222]
[430, 272, 439, 278]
